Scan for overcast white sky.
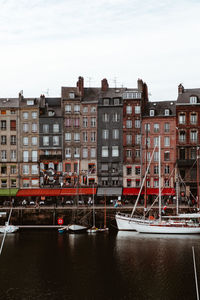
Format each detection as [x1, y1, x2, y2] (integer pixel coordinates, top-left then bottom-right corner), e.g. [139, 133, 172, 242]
[0, 0, 200, 100]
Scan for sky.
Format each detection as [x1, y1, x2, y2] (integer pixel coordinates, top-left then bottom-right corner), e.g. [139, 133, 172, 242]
[0, 0, 200, 100]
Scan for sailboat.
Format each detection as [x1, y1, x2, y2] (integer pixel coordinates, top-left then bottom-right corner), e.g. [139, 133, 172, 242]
[0, 209, 19, 233]
[68, 160, 87, 233]
[134, 136, 200, 234]
[87, 186, 99, 233]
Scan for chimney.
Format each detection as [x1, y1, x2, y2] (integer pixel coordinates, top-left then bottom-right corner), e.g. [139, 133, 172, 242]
[77, 76, 84, 97]
[137, 78, 143, 91]
[101, 78, 109, 91]
[178, 84, 184, 95]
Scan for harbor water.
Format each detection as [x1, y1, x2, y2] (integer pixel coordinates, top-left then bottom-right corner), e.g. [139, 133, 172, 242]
[0, 230, 199, 300]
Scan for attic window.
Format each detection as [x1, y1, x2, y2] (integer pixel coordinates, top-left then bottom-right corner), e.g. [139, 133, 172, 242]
[165, 109, 170, 116]
[48, 110, 55, 116]
[150, 109, 155, 116]
[103, 98, 109, 105]
[114, 98, 120, 105]
[27, 100, 34, 105]
[69, 92, 75, 99]
[190, 96, 197, 104]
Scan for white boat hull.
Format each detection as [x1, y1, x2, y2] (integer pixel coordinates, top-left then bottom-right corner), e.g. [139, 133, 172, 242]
[134, 223, 200, 234]
[68, 224, 87, 232]
[0, 225, 19, 233]
[115, 213, 151, 231]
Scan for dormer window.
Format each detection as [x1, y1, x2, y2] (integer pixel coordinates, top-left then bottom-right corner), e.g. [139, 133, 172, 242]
[27, 100, 34, 105]
[103, 98, 109, 106]
[150, 109, 155, 116]
[48, 110, 55, 116]
[69, 92, 75, 99]
[165, 109, 170, 116]
[190, 96, 197, 104]
[114, 98, 120, 105]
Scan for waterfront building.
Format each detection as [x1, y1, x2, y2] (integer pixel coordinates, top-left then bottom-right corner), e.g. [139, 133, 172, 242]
[176, 84, 200, 200]
[19, 94, 40, 189]
[39, 96, 63, 188]
[141, 100, 176, 203]
[97, 79, 124, 199]
[0, 98, 19, 198]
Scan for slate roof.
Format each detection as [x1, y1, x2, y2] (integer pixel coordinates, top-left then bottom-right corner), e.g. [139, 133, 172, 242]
[0, 98, 19, 108]
[177, 88, 200, 103]
[143, 100, 176, 117]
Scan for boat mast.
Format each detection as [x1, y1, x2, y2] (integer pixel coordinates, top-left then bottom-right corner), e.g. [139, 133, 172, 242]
[104, 194, 106, 229]
[92, 184, 95, 227]
[176, 166, 179, 215]
[197, 147, 200, 210]
[144, 129, 148, 216]
[158, 136, 162, 222]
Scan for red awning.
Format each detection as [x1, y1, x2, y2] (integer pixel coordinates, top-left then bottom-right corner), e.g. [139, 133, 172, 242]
[16, 189, 61, 197]
[60, 188, 97, 196]
[123, 187, 175, 196]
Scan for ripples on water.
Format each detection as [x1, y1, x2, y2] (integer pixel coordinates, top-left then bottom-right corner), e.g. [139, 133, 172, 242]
[0, 231, 199, 300]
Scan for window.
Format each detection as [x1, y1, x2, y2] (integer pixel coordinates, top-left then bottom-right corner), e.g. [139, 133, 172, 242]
[135, 106, 141, 114]
[164, 123, 170, 133]
[74, 105, 80, 113]
[150, 110, 155, 116]
[1, 121, 6, 130]
[126, 149, 132, 157]
[32, 123, 37, 132]
[154, 123, 159, 132]
[165, 109, 170, 116]
[83, 132, 88, 142]
[1, 136, 6, 145]
[74, 133, 80, 142]
[190, 113, 197, 124]
[1, 150, 6, 160]
[69, 92, 75, 99]
[1, 179, 7, 188]
[53, 136, 59, 146]
[126, 120, 132, 128]
[135, 149, 141, 158]
[136, 179, 140, 187]
[65, 148, 71, 158]
[190, 96, 197, 104]
[114, 98, 120, 105]
[135, 134, 141, 144]
[190, 130, 198, 142]
[126, 134, 132, 145]
[23, 137, 28, 146]
[32, 137, 37, 146]
[23, 151, 29, 162]
[126, 106, 132, 114]
[23, 123, 29, 132]
[179, 148, 185, 160]
[43, 136, 49, 146]
[32, 179, 38, 186]
[10, 150, 16, 160]
[91, 106, 96, 113]
[102, 178, 108, 186]
[127, 179, 132, 187]
[23, 179, 29, 187]
[135, 120, 140, 128]
[164, 151, 170, 161]
[154, 151, 159, 162]
[43, 124, 49, 133]
[102, 113, 109, 122]
[53, 124, 59, 133]
[11, 165, 16, 174]
[145, 123, 150, 132]
[31, 165, 38, 175]
[154, 179, 159, 188]
[11, 110, 15, 114]
[32, 112, 37, 119]
[102, 130, 109, 140]
[1, 165, 6, 174]
[10, 135, 16, 145]
[10, 120, 16, 130]
[164, 165, 170, 174]
[27, 100, 34, 105]
[32, 150, 37, 162]
[112, 146, 119, 157]
[103, 98, 109, 105]
[74, 148, 80, 158]
[179, 113, 186, 124]
[123, 92, 141, 99]
[164, 179, 170, 187]
[83, 106, 88, 113]
[74, 118, 80, 127]
[147, 152, 151, 161]
[65, 163, 71, 172]
[127, 167, 132, 175]
[146, 137, 150, 147]
[83, 117, 88, 128]
[101, 164, 108, 171]
[23, 112, 28, 119]
[91, 132, 96, 142]
[91, 117, 96, 127]
[65, 118, 71, 127]
[91, 148, 96, 158]
[111, 129, 119, 140]
[113, 113, 120, 122]
[164, 137, 170, 147]
[154, 165, 159, 174]
[179, 130, 186, 142]
[82, 148, 88, 158]
[1, 110, 6, 115]
[135, 166, 141, 175]
[102, 146, 108, 157]
[65, 104, 71, 113]
[191, 148, 196, 159]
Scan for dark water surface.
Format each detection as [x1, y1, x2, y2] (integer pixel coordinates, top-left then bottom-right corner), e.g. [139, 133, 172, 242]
[0, 230, 199, 300]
